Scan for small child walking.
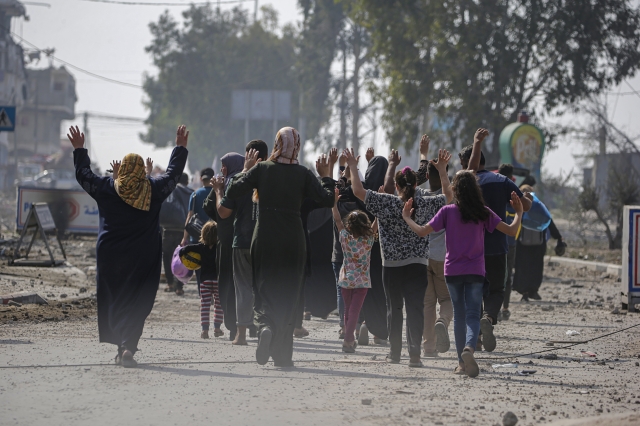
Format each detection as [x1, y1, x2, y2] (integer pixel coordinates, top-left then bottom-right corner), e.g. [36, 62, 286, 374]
[180, 220, 224, 339]
[332, 188, 377, 353]
[402, 171, 523, 377]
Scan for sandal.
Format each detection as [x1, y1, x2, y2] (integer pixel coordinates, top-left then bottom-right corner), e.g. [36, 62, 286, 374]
[453, 366, 466, 375]
[213, 328, 224, 338]
[164, 285, 175, 292]
[175, 288, 184, 296]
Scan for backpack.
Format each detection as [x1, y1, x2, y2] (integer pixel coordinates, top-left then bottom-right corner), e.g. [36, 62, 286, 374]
[159, 184, 193, 229]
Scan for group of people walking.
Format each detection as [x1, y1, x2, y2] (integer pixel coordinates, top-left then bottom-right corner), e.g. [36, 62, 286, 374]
[69, 122, 564, 376]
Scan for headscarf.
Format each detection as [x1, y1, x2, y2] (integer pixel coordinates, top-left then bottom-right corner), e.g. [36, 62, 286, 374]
[363, 156, 389, 191]
[114, 153, 151, 211]
[221, 152, 244, 189]
[269, 127, 301, 164]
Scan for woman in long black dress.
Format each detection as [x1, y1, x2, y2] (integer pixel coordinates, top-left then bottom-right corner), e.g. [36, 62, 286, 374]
[69, 125, 188, 368]
[225, 127, 335, 367]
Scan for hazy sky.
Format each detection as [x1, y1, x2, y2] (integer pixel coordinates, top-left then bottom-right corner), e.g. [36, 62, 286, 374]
[17, 0, 640, 181]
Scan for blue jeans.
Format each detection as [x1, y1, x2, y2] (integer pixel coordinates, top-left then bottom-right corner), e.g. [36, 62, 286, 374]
[332, 262, 344, 327]
[445, 275, 484, 362]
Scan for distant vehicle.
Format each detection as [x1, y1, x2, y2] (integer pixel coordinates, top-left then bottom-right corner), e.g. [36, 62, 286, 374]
[16, 169, 80, 190]
[16, 163, 43, 180]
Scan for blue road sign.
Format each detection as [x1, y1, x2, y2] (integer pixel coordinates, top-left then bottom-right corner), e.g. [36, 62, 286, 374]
[0, 106, 16, 131]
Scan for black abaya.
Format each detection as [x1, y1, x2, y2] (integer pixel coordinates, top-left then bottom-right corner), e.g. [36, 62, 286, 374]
[74, 146, 187, 353]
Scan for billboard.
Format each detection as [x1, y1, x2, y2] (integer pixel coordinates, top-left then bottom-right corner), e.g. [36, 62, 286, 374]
[231, 90, 291, 121]
[16, 187, 99, 234]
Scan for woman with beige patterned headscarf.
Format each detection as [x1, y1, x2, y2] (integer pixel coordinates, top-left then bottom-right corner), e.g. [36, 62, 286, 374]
[226, 126, 336, 367]
[69, 124, 189, 369]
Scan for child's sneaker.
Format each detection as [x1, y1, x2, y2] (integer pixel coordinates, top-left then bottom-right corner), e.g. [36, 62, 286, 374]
[201, 330, 209, 339]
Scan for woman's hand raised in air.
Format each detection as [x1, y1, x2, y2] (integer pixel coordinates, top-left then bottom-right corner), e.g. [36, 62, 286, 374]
[316, 154, 332, 178]
[402, 198, 414, 219]
[175, 125, 189, 148]
[67, 126, 85, 149]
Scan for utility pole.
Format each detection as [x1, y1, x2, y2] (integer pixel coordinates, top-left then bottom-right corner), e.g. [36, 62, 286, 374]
[254, 0, 258, 22]
[83, 111, 90, 156]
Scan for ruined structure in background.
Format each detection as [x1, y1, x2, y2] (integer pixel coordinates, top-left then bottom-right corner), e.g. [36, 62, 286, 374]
[0, 0, 28, 188]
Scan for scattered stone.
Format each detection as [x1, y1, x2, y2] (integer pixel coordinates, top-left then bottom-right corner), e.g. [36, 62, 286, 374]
[7, 300, 22, 307]
[635, 362, 639, 367]
[541, 305, 554, 311]
[79, 287, 87, 293]
[503, 411, 518, 426]
[60, 294, 68, 298]
[611, 306, 622, 314]
[542, 353, 558, 360]
[361, 399, 372, 405]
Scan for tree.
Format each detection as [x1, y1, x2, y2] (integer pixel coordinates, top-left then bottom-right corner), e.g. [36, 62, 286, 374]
[297, 0, 345, 146]
[142, 5, 299, 171]
[351, 0, 640, 161]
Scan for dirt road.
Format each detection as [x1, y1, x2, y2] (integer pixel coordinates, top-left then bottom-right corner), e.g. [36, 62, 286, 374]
[1, 238, 639, 425]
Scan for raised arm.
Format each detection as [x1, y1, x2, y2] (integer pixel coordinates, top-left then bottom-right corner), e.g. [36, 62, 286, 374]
[344, 149, 366, 201]
[416, 135, 430, 186]
[383, 149, 401, 194]
[208, 176, 233, 219]
[304, 155, 336, 208]
[495, 192, 523, 237]
[468, 128, 488, 172]
[331, 188, 344, 232]
[431, 149, 453, 203]
[69, 126, 107, 198]
[151, 125, 189, 201]
[401, 198, 434, 237]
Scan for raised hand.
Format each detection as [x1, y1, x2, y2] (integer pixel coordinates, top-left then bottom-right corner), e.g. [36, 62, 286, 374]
[388, 149, 401, 167]
[333, 187, 340, 207]
[430, 149, 452, 174]
[176, 125, 189, 148]
[510, 191, 523, 214]
[474, 128, 489, 144]
[66, 125, 85, 149]
[145, 157, 153, 176]
[110, 160, 121, 179]
[365, 147, 375, 163]
[402, 198, 414, 219]
[343, 148, 359, 168]
[209, 176, 225, 192]
[339, 151, 347, 167]
[316, 153, 331, 178]
[328, 147, 339, 166]
[419, 135, 430, 159]
[243, 148, 260, 172]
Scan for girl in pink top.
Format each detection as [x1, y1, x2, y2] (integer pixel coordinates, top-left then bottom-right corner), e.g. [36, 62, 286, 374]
[402, 170, 523, 377]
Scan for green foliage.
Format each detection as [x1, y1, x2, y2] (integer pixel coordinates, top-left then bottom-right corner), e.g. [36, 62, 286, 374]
[142, 5, 299, 171]
[350, 0, 640, 161]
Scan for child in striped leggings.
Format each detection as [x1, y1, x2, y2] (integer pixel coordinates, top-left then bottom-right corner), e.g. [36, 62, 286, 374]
[200, 279, 224, 337]
[180, 220, 224, 338]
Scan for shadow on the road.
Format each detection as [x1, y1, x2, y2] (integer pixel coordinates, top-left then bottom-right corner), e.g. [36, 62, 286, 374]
[0, 339, 33, 344]
[139, 363, 443, 380]
[512, 321, 615, 329]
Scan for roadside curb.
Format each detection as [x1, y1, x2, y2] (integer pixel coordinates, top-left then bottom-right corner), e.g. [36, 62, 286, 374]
[545, 256, 622, 278]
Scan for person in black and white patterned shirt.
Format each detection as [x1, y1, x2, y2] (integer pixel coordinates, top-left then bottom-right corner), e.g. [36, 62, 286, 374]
[343, 148, 453, 368]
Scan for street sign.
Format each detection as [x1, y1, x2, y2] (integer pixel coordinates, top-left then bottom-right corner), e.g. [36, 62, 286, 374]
[10, 203, 67, 267]
[0, 106, 16, 131]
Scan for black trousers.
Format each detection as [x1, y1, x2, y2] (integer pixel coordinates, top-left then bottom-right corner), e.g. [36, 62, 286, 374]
[503, 245, 517, 310]
[161, 229, 184, 288]
[483, 253, 507, 324]
[382, 263, 428, 359]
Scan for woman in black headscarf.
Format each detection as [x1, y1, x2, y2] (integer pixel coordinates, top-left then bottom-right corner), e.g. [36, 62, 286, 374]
[204, 152, 244, 340]
[333, 154, 389, 344]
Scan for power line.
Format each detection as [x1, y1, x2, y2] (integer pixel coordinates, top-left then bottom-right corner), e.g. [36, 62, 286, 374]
[78, 111, 146, 122]
[624, 81, 640, 100]
[10, 31, 143, 89]
[81, 0, 253, 5]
